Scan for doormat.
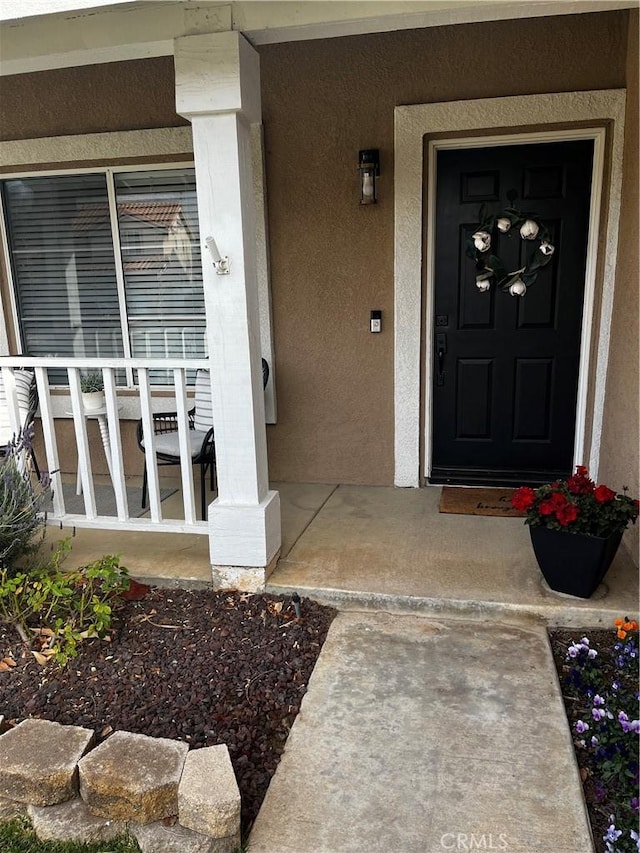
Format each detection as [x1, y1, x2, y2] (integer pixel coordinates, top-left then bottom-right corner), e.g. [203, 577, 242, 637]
[439, 487, 526, 518]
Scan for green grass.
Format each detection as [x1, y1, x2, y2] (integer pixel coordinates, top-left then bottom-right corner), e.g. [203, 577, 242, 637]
[0, 816, 247, 852]
[0, 815, 139, 853]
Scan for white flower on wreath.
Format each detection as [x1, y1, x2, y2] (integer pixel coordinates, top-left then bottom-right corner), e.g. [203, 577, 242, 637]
[496, 217, 511, 233]
[519, 219, 539, 240]
[476, 271, 492, 292]
[472, 230, 491, 252]
[539, 241, 555, 256]
[508, 277, 527, 297]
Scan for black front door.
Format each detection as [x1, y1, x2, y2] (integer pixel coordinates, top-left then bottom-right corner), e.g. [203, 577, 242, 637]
[430, 140, 594, 486]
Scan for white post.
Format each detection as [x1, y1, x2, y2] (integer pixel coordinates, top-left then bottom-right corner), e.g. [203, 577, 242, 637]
[175, 31, 281, 589]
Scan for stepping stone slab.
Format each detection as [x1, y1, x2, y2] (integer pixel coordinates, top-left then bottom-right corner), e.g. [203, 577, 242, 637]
[0, 719, 93, 805]
[132, 819, 240, 853]
[28, 797, 126, 843]
[178, 745, 241, 838]
[0, 796, 26, 823]
[79, 731, 188, 824]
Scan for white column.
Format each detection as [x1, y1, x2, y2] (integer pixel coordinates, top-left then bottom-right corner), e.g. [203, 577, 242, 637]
[175, 32, 281, 588]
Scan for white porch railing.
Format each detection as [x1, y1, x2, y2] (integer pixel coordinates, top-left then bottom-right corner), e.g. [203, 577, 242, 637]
[0, 357, 210, 534]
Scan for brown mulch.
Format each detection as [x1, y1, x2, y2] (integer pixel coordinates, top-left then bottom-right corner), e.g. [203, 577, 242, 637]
[0, 588, 336, 835]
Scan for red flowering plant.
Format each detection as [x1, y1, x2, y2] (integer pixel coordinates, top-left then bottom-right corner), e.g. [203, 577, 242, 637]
[512, 466, 639, 537]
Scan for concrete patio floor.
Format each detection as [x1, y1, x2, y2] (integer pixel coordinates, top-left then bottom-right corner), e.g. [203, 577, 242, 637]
[44, 482, 639, 628]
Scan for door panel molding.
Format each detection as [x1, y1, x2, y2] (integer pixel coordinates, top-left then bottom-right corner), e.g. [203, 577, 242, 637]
[393, 89, 626, 486]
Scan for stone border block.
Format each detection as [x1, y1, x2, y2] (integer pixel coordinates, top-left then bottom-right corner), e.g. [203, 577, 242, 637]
[0, 719, 93, 805]
[178, 745, 240, 838]
[28, 797, 126, 842]
[132, 819, 240, 853]
[79, 731, 188, 824]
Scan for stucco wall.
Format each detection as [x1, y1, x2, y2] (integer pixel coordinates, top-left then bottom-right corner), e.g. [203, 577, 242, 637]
[0, 10, 632, 486]
[0, 57, 188, 140]
[598, 8, 639, 566]
[258, 11, 628, 484]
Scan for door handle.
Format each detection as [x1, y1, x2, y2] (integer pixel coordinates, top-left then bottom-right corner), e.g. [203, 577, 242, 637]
[436, 332, 447, 386]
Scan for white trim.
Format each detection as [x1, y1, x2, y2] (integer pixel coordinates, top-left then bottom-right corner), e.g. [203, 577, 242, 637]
[252, 123, 277, 423]
[105, 168, 134, 371]
[423, 127, 606, 481]
[0, 160, 195, 179]
[0, 126, 277, 420]
[45, 516, 209, 535]
[394, 89, 626, 487]
[241, 1, 638, 45]
[1, 0, 636, 75]
[0, 127, 193, 168]
[577, 132, 607, 476]
[0, 41, 174, 77]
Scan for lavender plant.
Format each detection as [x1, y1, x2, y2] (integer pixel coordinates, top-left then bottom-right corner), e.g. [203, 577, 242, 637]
[564, 622, 640, 853]
[0, 427, 49, 572]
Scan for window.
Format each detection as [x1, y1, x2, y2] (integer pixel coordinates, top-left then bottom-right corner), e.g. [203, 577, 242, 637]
[1, 166, 205, 385]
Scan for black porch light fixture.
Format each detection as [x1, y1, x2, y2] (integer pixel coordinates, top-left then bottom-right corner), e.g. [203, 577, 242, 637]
[358, 149, 380, 205]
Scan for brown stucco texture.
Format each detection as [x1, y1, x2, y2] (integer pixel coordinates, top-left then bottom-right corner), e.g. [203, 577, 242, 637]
[0, 11, 634, 488]
[598, 8, 639, 566]
[32, 420, 144, 481]
[0, 57, 188, 141]
[258, 11, 628, 484]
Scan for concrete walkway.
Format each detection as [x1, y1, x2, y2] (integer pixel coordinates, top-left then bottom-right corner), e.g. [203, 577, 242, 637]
[249, 611, 593, 853]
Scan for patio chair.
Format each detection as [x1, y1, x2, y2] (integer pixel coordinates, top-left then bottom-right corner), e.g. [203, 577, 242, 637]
[0, 368, 40, 477]
[137, 359, 269, 520]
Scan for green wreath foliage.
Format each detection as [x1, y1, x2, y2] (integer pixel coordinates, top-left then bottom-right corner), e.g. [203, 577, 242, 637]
[466, 204, 556, 294]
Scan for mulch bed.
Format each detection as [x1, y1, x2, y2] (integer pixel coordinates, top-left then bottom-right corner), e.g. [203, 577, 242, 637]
[548, 627, 637, 853]
[0, 588, 336, 835]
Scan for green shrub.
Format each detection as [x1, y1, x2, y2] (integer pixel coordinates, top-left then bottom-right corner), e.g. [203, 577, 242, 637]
[0, 541, 130, 666]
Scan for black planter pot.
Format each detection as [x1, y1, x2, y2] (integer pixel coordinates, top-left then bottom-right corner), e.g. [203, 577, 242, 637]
[529, 526, 623, 598]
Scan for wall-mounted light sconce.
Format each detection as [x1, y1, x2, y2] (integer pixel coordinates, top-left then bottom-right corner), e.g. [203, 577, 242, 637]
[358, 149, 380, 205]
[205, 235, 230, 275]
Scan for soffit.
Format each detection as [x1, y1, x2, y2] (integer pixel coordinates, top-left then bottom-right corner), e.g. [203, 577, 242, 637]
[0, 0, 635, 76]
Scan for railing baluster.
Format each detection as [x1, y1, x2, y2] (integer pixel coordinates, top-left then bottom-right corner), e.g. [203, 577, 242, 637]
[138, 367, 163, 522]
[68, 367, 98, 519]
[34, 367, 65, 517]
[174, 368, 196, 524]
[1, 367, 21, 439]
[0, 356, 210, 534]
[103, 367, 128, 521]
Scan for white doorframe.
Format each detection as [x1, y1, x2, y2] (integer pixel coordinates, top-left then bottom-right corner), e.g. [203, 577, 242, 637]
[393, 90, 626, 487]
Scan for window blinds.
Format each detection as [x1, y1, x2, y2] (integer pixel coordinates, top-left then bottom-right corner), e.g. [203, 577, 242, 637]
[2, 167, 205, 386]
[3, 174, 123, 377]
